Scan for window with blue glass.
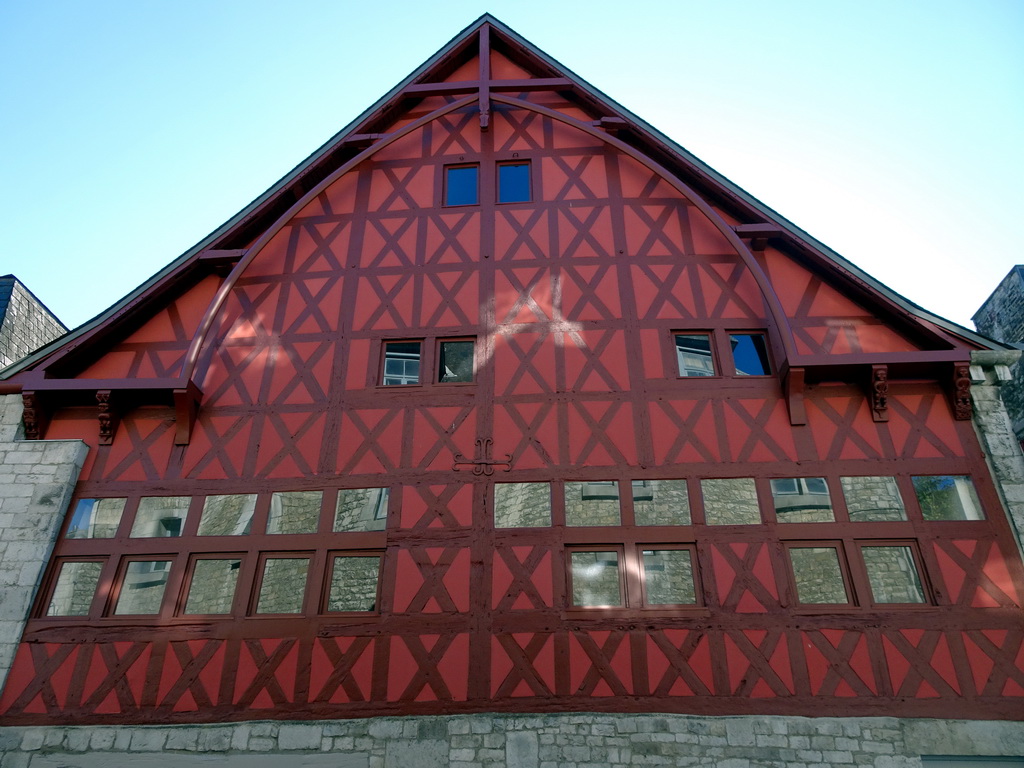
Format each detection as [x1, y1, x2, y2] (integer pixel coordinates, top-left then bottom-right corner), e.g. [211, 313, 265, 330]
[729, 333, 771, 375]
[497, 162, 531, 203]
[444, 165, 479, 206]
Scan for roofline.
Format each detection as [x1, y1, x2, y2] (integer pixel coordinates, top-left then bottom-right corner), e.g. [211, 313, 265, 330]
[1, 14, 1003, 380]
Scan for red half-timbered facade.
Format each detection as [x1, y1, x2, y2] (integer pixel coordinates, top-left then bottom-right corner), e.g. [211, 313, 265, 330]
[1, 16, 1022, 726]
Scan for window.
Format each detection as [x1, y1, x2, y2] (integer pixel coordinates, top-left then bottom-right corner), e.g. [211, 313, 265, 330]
[66, 498, 124, 539]
[494, 482, 551, 528]
[701, 478, 760, 525]
[497, 161, 531, 203]
[641, 548, 698, 605]
[770, 477, 835, 523]
[674, 333, 714, 377]
[267, 490, 322, 535]
[565, 481, 621, 526]
[254, 556, 310, 614]
[46, 561, 103, 616]
[130, 496, 190, 538]
[326, 554, 382, 612]
[634, 479, 691, 526]
[381, 337, 476, 386]
[382, 341, 422, 385]
[334, 487, 390, 532]
[788, 545, 851, 605]
[567, 544, 700, 609]
[860, 544, 927, 604]
[444, 164, 479, 206]
[197, 494, 256, 536]
[438, 339, 474, 383]
[183, 557, 242, 615]
[841, 476, 907, 522]
[729, 333, 771, 375]
[114, 559, 173, 615]
[912, 475, 985, 520]
[569, 548, 623, 607]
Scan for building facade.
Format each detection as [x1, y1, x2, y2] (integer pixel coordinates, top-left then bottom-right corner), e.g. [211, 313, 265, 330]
[1, 16, 1023, 767]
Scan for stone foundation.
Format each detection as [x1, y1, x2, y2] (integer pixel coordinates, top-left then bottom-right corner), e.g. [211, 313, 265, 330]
[0, 714, 1022, 767]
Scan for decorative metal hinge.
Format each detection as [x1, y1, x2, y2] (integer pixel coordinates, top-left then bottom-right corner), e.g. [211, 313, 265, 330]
[453, 437, 512, 476]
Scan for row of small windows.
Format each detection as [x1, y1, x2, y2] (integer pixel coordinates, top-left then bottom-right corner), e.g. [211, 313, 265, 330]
[445, 161, 531, 206]
[46, 552, 381, 618]
[569, 541, 929, 608]
[64, 474, 985, 542]
[376, 332, 773, 388]
[44, 536, 930, 618]
[675, 331, 771, 377]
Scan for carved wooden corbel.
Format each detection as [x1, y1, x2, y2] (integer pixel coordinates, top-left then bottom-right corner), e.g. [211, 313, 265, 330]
[96, 389, 119, 445]
[952, 363, 972, 420]
[21, 391, 47, 440]
[869, 364, 889, 422]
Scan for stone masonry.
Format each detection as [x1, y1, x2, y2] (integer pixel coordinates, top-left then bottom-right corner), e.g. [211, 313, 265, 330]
[0, 713, 1023, 767]
[0, 277, 66, 371]
[0, 394, 86, 692]
[974, 266, 1024, 442]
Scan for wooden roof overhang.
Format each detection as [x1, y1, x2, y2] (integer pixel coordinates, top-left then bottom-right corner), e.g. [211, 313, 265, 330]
[0, 15, 1001, 443]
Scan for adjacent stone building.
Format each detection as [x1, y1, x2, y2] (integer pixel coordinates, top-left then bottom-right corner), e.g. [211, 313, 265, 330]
[974, 265, 1024, 443]
[0, 276, 66, 370]
[1, 15, 1023, 768]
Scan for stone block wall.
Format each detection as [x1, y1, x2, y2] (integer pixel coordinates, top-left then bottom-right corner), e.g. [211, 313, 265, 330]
[1, 713, 1022, 767]
[0, 278, 67, 371]
[974, 267, 1024, 441]
[0, 395, 87, 691]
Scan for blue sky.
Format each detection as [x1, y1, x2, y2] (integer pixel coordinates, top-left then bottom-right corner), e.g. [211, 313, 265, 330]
[2, 1, 1021, 330]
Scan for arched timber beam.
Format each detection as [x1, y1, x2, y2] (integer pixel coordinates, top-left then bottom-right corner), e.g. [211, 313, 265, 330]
[180, 94, 479, 387]
[490, 94, 800, 369]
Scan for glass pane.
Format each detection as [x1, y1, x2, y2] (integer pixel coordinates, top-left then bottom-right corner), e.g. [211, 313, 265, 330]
[267, 490, 322, 535]
[771, 478, 834, 523]
[445, 165, 478, 206]
[841, 476, 907, 522]
[701, 478, 760, 525]
[494, 482, 551, 528]
[184, 559, 241, 614]
[862, 546, 926, 603]
[334, 487, 389, 532]
[674, 334, 714, 377]
[197, 494, 256, 536]
[570, 550, 621, 607]
[66, 498, 125, 539]
[256, 558, 310, 614]
[912, 475, 985, 520]
[642, 549, 696, 605]
[438, 340, 474, 382]
[634, 480, 691, 526]
[730, 333, 771, 375]
[382, 341, 422, 385]
[497, 162, 530, 203]
[327, 556, 381, 612]
[46, 561, 102, 616]
[130, 496, 190, 538]
[564, 481, 621, 526]
[114, 560, 171, 615]
[790, 547, 849, 604]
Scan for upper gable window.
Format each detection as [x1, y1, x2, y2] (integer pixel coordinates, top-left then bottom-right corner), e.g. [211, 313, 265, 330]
[497, 161, 531, 203]
[729, 333, 771, 375]
[674, 333, 715, 377]
[444, 165, 479, 206]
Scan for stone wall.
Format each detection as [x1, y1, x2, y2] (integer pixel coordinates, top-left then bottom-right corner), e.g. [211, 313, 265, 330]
[1, 714, 1022, 767]
[0, 278, 67, 371]
[973, 267, 1024, 441]
[0, 394, 86, 691]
